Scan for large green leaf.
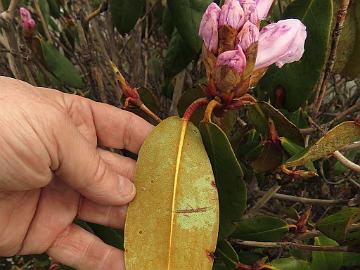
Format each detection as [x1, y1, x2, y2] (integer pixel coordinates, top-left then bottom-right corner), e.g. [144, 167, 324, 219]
[231, 216, 289, 242]
[247, 102, 304, 146]
[271, 258, 311, 270]
[167, 0, 211, 52]
[40, 40, 84, 88]
[310, 236, 343, 270]
[316, 207, 360, 244]
[125, 117, 219, 269]
[164, 30, 199, 78]
[285, 121, 360, 167]
[200, 121, 247, 239]
[110, 0, 145, 34]
[216, 240, 239, 269]
[258, 0, 333, 111]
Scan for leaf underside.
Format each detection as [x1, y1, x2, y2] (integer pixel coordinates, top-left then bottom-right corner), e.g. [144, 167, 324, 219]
[124, 117, 219, 270]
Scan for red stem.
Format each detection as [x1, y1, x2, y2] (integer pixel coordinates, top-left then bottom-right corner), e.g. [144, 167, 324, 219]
[182, 97, 210, 121]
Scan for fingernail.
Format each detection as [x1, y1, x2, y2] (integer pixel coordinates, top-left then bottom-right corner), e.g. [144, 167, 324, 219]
[118, 175, 136, 198]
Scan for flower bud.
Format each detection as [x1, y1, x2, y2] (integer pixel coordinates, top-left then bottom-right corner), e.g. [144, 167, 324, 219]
[254, 19, 307, 70]
[256, 0, 274, 20]
[240, 0, 258, 24]
[19, 7, 36, 36]
[219, 0, 245, 31]
[236, 21, 259, 52]
[20, 7, 31, 19]
[199, 3, 221, 53]
[217, 44, 247, 74]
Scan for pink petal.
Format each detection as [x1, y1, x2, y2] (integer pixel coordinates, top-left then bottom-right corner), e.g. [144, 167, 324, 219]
[236, 21, 259, 51]
[256, 0, 274, 20]
[217, 44, 247, 73]
[199, 3, 221, 53]
[219, 0, 245, 30]
[255, 19, 307, 70]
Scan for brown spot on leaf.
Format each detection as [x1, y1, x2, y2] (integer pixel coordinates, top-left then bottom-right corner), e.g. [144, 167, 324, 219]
[176, 207, 210, 214]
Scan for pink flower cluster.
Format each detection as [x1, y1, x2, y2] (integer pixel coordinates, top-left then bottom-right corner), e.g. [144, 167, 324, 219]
[199, 0, 306, 73]
[19, 7, 36, 32]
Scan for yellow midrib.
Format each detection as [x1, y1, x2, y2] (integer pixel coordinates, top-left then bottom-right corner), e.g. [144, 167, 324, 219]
[167, 119, 188, 270]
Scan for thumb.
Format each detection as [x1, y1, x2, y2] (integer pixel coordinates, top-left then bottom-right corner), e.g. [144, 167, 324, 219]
[53, 118, 136, 206]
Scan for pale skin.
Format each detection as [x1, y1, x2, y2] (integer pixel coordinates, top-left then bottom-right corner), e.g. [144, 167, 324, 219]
[0, 76, 153, 269]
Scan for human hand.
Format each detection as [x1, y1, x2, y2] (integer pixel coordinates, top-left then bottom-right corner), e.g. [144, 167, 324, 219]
[0, 76, 153, 269]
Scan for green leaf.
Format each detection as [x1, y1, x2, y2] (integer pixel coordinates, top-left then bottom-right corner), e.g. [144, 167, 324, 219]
[339, 0, 360, 78]
[280, 137, 304, 156]
[110, 0, 145, 34]
[167, 0, 211, 52]
[342, 252, 360, 267]
[88, 223, 124, 250]
[48, 0, 60, 18]
[216, 240, 239, 269]
[271, 258, 310, 270]
[310, 236, 343, 270]
[200, 121, 247, 239]
[164, 30, 198, 78]
[40, 40, 84, 88]
[178, 87, 206, 124]
[39, 0, 51, 24]
[212, 262, 228, 270]
[258, 0, 333, 111]
[286, 121, 360, 167]
[316, 207, 360, 244]
[125, 117, 219, 270]
[247, 102, 304, 146]
[232, 216, 289, 242]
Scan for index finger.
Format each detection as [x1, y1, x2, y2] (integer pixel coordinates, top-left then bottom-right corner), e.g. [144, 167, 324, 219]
[89, 101, 153, 153]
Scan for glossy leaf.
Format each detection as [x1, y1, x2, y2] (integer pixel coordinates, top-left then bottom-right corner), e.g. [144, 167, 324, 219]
[164, 30, 198, 78]
[216, 240, 239, 269]
[110, 0, 145, 34]
[167, 0, 211, 52]
[247, 102, 304, 146]
[88, 223, 124, 250]
[310, 236, 343, 270]
[316, 207, 360, 244]
[200, 121, 247, 239]
[286, 121, 360, 167]
[271, 258, 310, 270]
[232, 216, 289, 242]
[125, 117, 219, 270]
[40, 40, 84, 88]
[258, 0, 333, 111]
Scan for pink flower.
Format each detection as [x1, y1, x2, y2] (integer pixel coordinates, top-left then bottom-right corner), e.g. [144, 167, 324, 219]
[19, 7, 36, 32]
[219, 0, 245, 31]
[199, 3, 221, 53]
[217, 44, 247, 73]
[255, 0, 274, 20]
[19, 7, 31, 19]
[240, 0, 258, 24]
[255, 19, 307, 70]
[236, 21, 259, 51]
